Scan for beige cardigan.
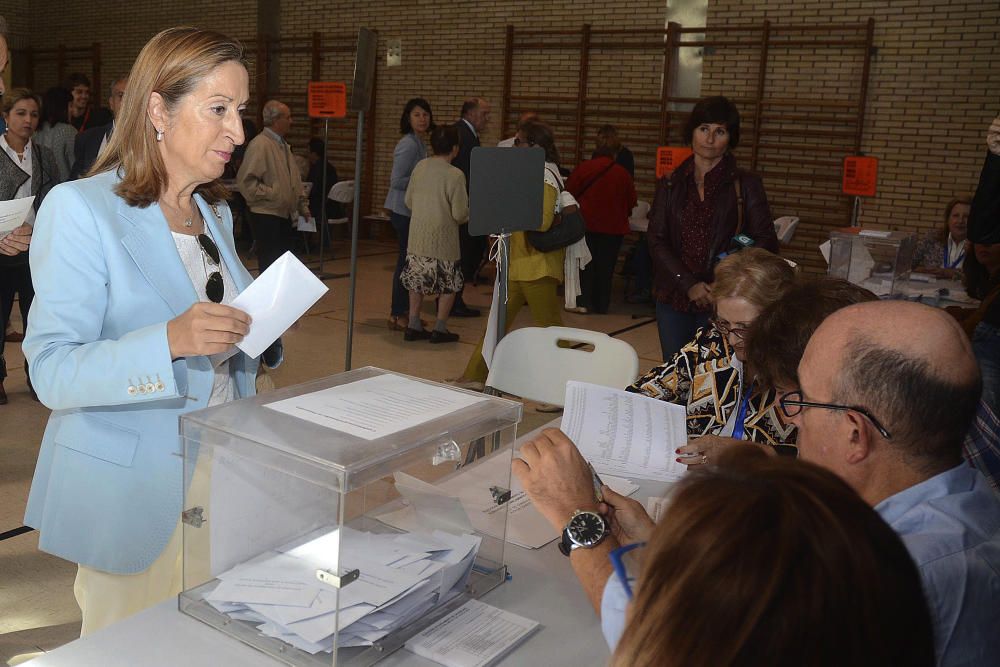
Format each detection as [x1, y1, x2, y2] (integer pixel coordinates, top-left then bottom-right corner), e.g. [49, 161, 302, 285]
[236, 129, 309, 219]
[404, 157, 469, 261]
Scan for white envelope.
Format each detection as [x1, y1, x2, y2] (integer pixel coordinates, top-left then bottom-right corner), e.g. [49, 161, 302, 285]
[233, 251, 328, 358]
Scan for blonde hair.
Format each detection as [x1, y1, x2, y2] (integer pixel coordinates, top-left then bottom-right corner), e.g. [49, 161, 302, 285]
[89, 27, 245, 206]
[712, 248, 795, 310]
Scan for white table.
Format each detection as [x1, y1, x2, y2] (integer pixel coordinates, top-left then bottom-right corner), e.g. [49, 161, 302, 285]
[30, 423, 668, 667]
[29, 538, 607, 667]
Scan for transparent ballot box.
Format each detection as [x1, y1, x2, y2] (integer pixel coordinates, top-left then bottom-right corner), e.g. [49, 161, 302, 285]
[178, 367, 522, 666]
[827, 228, 916, 297]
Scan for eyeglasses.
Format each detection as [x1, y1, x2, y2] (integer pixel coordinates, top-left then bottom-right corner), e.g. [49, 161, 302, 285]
[779, 390, 892, 440]
[512, 137, 535, 147]
[197, 233, 224, 303]
[609, 542, 646, 600]
[710, 317, 749, 340]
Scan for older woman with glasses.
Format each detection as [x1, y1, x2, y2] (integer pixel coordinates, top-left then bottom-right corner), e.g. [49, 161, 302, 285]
[22, 27, 280, 636]
[627, 248, 796, 462]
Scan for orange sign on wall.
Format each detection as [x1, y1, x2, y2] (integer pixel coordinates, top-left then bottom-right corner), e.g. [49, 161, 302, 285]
[842, 156, 879, 197]
[307, 82, 347, 119]
[656, 146, 693, 178]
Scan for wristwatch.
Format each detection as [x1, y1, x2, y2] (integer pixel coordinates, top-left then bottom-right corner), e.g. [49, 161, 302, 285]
[559, 510, 609, 556]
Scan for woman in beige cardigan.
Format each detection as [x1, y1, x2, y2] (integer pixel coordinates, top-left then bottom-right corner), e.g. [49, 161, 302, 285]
[400, 124, 469, 343]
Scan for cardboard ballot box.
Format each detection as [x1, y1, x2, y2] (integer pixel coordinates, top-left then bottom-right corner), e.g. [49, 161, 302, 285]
[178, 367, 522, 666]
[828, 228, 916, 297]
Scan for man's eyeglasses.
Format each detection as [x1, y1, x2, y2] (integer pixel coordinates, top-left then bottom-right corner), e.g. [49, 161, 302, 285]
[512, 137, 535, 147]
[609, 542, 646, 600]
[710, 317, 749, 340]
[779, 390, 892, 440]
[197, 233, 224, 304]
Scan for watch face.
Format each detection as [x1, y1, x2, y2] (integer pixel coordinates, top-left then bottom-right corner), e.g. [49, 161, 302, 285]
[567, 512, 606, 547]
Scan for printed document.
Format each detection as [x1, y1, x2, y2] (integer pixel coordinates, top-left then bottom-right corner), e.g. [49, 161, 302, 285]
[265, 374, 488, 440]
[0, 195, 34, 238]
[561, 381, 687, 483]
[405, 599, 539, 667]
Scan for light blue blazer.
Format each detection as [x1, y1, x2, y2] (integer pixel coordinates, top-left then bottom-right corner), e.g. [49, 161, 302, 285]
[383, 132, 426, 217]
[23, 169, 262, 574]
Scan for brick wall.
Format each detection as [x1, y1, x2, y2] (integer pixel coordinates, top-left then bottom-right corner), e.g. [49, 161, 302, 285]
[11, 2, 255, 103]
[275, 1, 669, 216]
[11, 1, 997, 274]
[705, 0, 1000, 272]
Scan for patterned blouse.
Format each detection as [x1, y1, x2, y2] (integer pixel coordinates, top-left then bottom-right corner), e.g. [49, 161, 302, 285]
[912, 232, 968, 280]
[626, 325, 797, 449]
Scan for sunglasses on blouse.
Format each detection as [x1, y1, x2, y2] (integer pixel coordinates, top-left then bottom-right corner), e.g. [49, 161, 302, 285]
[197, 233, 224, 304]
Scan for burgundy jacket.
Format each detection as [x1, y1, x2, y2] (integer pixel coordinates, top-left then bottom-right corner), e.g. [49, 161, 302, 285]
[648, 154, 778, 303]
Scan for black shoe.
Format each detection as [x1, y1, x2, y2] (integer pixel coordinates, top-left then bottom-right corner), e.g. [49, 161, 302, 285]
[429, 330, 460, 344]
[451, 304, 481, 318]
[0, 379, 7, 405]
[403, 327, 432, 341]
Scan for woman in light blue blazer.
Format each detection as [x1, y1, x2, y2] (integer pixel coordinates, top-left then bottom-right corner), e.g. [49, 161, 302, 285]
[22, 27, 279, 636]
[385, 97, 433, 330]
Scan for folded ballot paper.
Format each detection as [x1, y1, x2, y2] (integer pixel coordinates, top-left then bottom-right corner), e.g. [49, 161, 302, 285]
[232, 251, 328, 358]
[202, 525, 482, 654]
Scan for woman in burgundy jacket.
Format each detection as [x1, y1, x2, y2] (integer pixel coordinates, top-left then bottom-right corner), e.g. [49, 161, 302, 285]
[648, 96, 778, 360]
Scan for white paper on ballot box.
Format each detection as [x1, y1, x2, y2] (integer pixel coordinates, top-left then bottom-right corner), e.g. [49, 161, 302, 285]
[232, 251, 328, 358]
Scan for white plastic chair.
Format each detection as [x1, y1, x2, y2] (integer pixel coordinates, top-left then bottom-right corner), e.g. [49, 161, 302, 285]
[628, 200, 650, 233]
[774, 216, 800, 245]
[327, 180, 355, 226]
[485, 326, 640, 406]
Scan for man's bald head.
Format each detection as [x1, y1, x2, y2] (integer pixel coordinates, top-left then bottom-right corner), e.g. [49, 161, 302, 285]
[800, 301, 980, 475]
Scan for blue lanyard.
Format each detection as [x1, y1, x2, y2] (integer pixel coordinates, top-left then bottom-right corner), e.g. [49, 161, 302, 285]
[944, 244, 965, 269]
[731, 382, 754, 441]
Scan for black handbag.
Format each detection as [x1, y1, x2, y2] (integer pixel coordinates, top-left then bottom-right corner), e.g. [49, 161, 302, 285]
[526, 208, 586, 253]
[525, 166, 605, 252]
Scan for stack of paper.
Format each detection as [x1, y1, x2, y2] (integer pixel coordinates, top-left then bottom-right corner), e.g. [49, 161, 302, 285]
[202, 526, 482, 654]
[405, 599, 540, 667]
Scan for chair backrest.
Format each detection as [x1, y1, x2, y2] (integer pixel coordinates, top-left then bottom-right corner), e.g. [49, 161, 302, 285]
[328, 180, 355, 203]
[485, 326, 640, 406]
[629, 200, 650, 223]
[774, 216, 800, 244]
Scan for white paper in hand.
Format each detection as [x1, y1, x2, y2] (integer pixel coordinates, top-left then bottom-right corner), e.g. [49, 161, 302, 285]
[233, 251, 328, 358]
[0, 195, 35, 238]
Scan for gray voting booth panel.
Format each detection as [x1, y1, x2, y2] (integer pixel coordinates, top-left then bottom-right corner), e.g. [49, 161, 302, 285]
[468, 146, 546, 237]
[350, 28, 378, 113]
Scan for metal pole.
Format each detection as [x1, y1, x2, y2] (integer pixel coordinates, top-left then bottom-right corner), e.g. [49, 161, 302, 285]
[345, 109, 365, 371]
[317, 117, 330, 274]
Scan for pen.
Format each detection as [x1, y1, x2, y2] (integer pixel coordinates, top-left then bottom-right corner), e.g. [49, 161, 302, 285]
[588, 461, 605, 503]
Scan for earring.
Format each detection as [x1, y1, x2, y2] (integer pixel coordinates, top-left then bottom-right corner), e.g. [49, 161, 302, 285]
[155, 129, 164, 142]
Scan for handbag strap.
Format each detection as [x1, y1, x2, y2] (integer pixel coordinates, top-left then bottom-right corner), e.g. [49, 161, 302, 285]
[544, 166, 565, 193]
[734, 176, 744, 237]
[575, 160, 618, 200]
